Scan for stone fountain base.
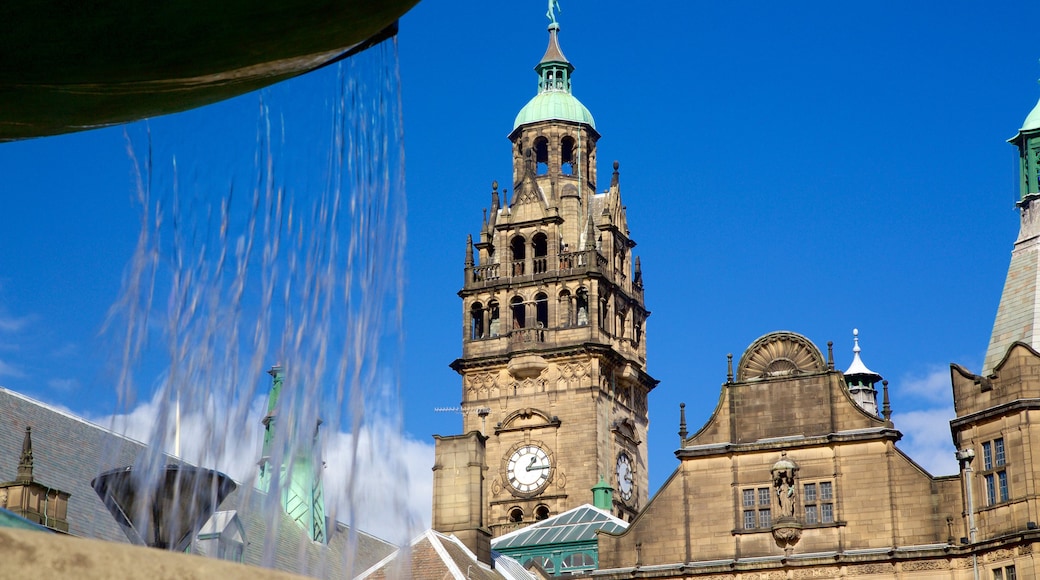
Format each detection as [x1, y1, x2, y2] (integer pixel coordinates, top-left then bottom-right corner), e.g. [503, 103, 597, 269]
[0, 528, 307, 579]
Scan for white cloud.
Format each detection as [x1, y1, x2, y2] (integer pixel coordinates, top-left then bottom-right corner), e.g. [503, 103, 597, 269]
[0, 313, 32, 333]
[0, 359, 25, 378]
[91, 394, 434, 544]
[896, 366, 954, 405]
[892, 407, 958, 476]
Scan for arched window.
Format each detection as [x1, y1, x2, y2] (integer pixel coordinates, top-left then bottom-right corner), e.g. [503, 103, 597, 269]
[470, 302, 484, 340]
[534, 505, 550, 521]
[561, 136, 576, 175]
[511, 296, 526, 329]
[532, 232, 548, 274]
[508, 507, 524, 523]
[488, 300, 500, 337]
[559, 290, 573, 327]
[534, 136, 549, 175]
[576, 288, 589, 326]
[535, 292, 549, 329]
[510, 236, 526, 276]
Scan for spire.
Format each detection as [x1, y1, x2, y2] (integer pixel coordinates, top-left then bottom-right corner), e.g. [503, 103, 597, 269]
[513, 21, 596, 131]
[582, 213, 596, 250]
[843, 329, 882, 416]
[536, 23, 574, 95]
[16, 426, 33, 483]
[256, 364, 327, 543]
[677, 403, 687, 448]
[466, 234, 474, 268]
[985, 75, 1040, 374]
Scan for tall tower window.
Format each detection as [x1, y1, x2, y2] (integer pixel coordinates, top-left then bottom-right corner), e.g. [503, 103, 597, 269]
[532, 233, 548, 274]
[511, 236, 526, 276]
[561, 136, 576, 175]
[511, 296, 526, 329]
[559, 290, 573, 327]
[534, 136, 549, 175]
[535, 292, 549, 329]
[488, 300, 501, 337]
[576, 288, 589, 326]
[470, 302, 485, 340]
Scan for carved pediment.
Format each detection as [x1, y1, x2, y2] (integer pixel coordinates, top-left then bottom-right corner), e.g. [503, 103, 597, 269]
[611, 418, 641, 445]
[495, 407, 561, 434]
[737, 331, 826, 382]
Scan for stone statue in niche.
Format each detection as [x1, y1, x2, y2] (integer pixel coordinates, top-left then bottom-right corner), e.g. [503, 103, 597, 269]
[774, 464, 796, 518]
[770, 452, 802, 554]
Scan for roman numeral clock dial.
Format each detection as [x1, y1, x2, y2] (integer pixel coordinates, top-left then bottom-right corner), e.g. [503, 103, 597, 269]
[506, 444, 552, 494]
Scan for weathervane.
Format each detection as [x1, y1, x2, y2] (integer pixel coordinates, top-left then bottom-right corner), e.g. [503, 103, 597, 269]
[547, 0, 562, 25]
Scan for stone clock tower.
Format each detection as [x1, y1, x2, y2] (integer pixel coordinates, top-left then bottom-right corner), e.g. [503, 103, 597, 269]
[432, 20, 656, 549]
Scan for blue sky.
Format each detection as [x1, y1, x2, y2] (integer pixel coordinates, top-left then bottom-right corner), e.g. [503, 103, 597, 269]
[1, 0, 1039, 536]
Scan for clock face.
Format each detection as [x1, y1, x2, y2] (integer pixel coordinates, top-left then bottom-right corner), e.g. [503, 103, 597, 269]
[506, 444, 552, 494]
[616, 453, 634, 501]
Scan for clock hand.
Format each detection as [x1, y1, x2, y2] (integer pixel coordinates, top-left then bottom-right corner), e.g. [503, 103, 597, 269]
[526, 456, 550, 471]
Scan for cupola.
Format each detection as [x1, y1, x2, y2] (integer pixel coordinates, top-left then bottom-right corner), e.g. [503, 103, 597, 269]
[843, 328, 882, 416]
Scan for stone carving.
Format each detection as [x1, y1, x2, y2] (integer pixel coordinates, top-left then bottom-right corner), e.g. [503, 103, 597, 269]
[984, 548, 1015, 563]
[770, 452, 801, 554]
[772, 453, 798, 518]
[901, 560, 947, 571]
[848, 563, 893, 576]
[794, 568, 837, 579]
[737, 331, 826, 382]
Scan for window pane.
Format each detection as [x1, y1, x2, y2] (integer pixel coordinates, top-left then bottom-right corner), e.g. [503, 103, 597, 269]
[805, 505, 818, 524]
[985, 474, 996, 506]
[758, 487, 770, 506]
[995, 438, 1006, 467]
[743, 489, 755, 507]
[822, 503, 834, 523]
[993, 568, 1003, 580]
[983, 442, 993, 471]
[744, 510, 756, 529]
[998, 471, 1009, 502]
[1006, 565, 1017, 580]
[821, 481, 833, 500]
[804, 483, 817, 503]
[759, 509, 771, 527]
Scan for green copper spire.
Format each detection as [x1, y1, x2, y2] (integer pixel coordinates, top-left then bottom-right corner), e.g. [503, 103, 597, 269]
[513, 22, 596, 130]
[255, 365, 327, 543]
[1009, 68, 1040, 200]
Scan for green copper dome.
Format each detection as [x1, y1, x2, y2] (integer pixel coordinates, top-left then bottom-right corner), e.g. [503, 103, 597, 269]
[512, 23, 595, 131]
[514, 91, 596, 130]
[1022, 98, 1040, 133]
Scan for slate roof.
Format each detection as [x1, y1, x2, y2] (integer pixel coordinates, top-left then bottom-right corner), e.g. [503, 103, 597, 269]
[0, 386, 395, 577]
[491, 504, 627, 550]
[357, 529, 534, 580]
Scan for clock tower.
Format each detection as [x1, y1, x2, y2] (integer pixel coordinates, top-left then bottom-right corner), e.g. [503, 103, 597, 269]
[432, 19, 656, 545]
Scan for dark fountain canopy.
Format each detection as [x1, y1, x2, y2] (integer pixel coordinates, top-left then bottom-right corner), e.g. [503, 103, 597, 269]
[92, 465, 237, 552]
[0, 0, 420, 141]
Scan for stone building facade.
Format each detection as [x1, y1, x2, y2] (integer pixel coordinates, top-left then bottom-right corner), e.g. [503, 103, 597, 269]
[432, 12, 1040, 580]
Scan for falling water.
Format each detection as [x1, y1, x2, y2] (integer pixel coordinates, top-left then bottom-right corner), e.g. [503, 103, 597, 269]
[98, 38, 412, 575]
